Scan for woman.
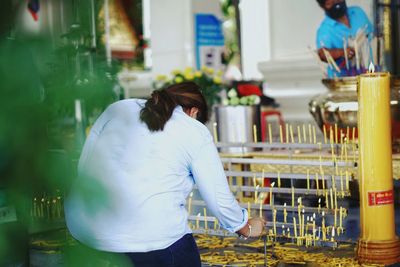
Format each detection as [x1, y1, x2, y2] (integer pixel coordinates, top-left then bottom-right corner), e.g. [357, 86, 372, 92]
[65, 82, 265, 267]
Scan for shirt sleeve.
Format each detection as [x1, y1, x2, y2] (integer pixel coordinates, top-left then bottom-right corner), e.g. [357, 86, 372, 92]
[316, 26, 333, 49]
[189, 134, 248, 233]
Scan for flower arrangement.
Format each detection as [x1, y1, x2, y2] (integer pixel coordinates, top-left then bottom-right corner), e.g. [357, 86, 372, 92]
[222, 88, 261, 106]
[153, 66, 226, 108]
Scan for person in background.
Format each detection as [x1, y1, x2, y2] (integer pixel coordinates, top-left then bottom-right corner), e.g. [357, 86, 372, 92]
[316, 0, 373, 77]
[65, 82, 266, 267]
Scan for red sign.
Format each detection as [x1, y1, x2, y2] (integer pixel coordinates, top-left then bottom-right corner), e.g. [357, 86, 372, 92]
[368, 190, 394, 206]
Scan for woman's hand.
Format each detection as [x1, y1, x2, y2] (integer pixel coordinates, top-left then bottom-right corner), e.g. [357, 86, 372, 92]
[237, 217, 266, 238]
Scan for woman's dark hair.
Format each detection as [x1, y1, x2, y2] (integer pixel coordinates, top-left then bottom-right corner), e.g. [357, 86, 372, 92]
[316, 0, 326, 7]
[140, 81, 208, 131]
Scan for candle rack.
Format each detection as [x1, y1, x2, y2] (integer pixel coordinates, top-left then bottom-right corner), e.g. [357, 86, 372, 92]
[188, 123, 357, 250]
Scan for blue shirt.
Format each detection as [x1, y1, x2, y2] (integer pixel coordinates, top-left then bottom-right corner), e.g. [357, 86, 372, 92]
[316, 6, 373, 77]
[65, 99, 247, 252]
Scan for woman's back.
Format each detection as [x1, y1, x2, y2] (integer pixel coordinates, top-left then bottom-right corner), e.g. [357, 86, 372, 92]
[65, 99, 210, 252]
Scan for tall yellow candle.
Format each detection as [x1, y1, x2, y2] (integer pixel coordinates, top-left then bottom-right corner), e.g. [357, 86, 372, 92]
[259, 201, 263, 217]
[247, 201, 251, 217]
[313, 126, 317, 144]
[273, 209, 277, 235]
[279, 124, 284, 143]
[253, 124, 257, 142]
[315, 172, 320, 195]
[303, 124, 307, 143]
[290, 125, 295, 143]
[297, 125, 302, 143]
[357, 71, 400, 264]
[345, 171, 349, 191]
[277, 171, 281, 188]
[318, 198, 321, 214]
[323, 124, 327, 144]
[334, 123, 338, 144]
[306, 169, 310, 192]
[284, 202, 287, 223]
[213, 122, 218, 142]
[339, 206, 343, 229]
[285, 123, 289, 144]
[308, 124, 312, 143]
[204, 208, 208, 229]
[268, 123, 272, 144]
[269, 182, 275, 206]
[330, 188, 334, 211]
[196, 213, 201, 229]
[291, 186, 295, 207]
[293, 217, 298, 237]
[188, 192, 193, 215]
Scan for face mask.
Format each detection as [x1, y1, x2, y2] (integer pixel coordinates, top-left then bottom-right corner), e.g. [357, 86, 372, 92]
[326, 1, 347, 19]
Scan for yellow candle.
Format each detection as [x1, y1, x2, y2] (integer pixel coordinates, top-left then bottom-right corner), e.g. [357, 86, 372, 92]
[323, 124, 327, 144]
[322, 211, 326, 241]
[204, 208, 208, 229]
[188, 192, 193, 215]
[334, 206, 337, 228]
[253, 124, 257, 142]
[339, 207, 343, 229]
[303, 124, 307, 143]
[334, 189, 338, 210]
[269, 182, 275, 206]
[255, 185, 259, 202]
[318, 198, 321, 214]
[293, 217, 298, 237]
[325, 191, 329, 209]
[290, 125, 295, 143]
[334, 123, 338, 144]
[308, 124, 312, 143]
[352, 126, 356, 143]
[196, 213, 201, 229]
[297, 125, 302, 143]
[330, 188, 334, 211]
[259, 201, 263, 217]
[277, 171, 281, 188]
[321, 171, 326, 191]
[279, 124, 284, 143]
[285, 123, 289, 144]
[213, 122, 218, 142]
[340, 170, 344, 196]
[315, 172, 320, 195]
[291, 186, 295, 207]
[273, 209, 277, 235]
[345, 171, 350, 191]
[284, 202, 287, 223]
[346, 126, 350, 141]
[268, 123, 272, 144]
[262, 169, 265, 187]
[340, 129, 344, 144]
[313, 126, 317, 144]
[331, 227, 335, 241]
[247, 201, 251, 217]
[214, 219, 218, 230]
[306, 169, 310, 192]
[302, 209, 305, 237]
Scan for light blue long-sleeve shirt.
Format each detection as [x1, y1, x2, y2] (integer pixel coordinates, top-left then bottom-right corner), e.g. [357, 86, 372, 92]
[65, 99, 248, 252]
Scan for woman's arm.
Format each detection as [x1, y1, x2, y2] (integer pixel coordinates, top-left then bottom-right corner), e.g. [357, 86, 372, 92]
[190, 135, 265, 237]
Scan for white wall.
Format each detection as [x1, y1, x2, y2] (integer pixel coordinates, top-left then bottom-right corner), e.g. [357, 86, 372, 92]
[149, 0, 223, 76]
[240, 0, 271, 80]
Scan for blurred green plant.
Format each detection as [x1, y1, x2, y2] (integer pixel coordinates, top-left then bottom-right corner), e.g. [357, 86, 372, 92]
[153, 66, 226, 108]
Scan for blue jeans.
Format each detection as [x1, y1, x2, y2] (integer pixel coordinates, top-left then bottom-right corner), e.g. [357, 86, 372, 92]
[125, 234, 201, 267]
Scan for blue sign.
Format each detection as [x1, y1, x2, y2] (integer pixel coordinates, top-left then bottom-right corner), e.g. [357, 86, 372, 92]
[195, 14, 225, 69]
